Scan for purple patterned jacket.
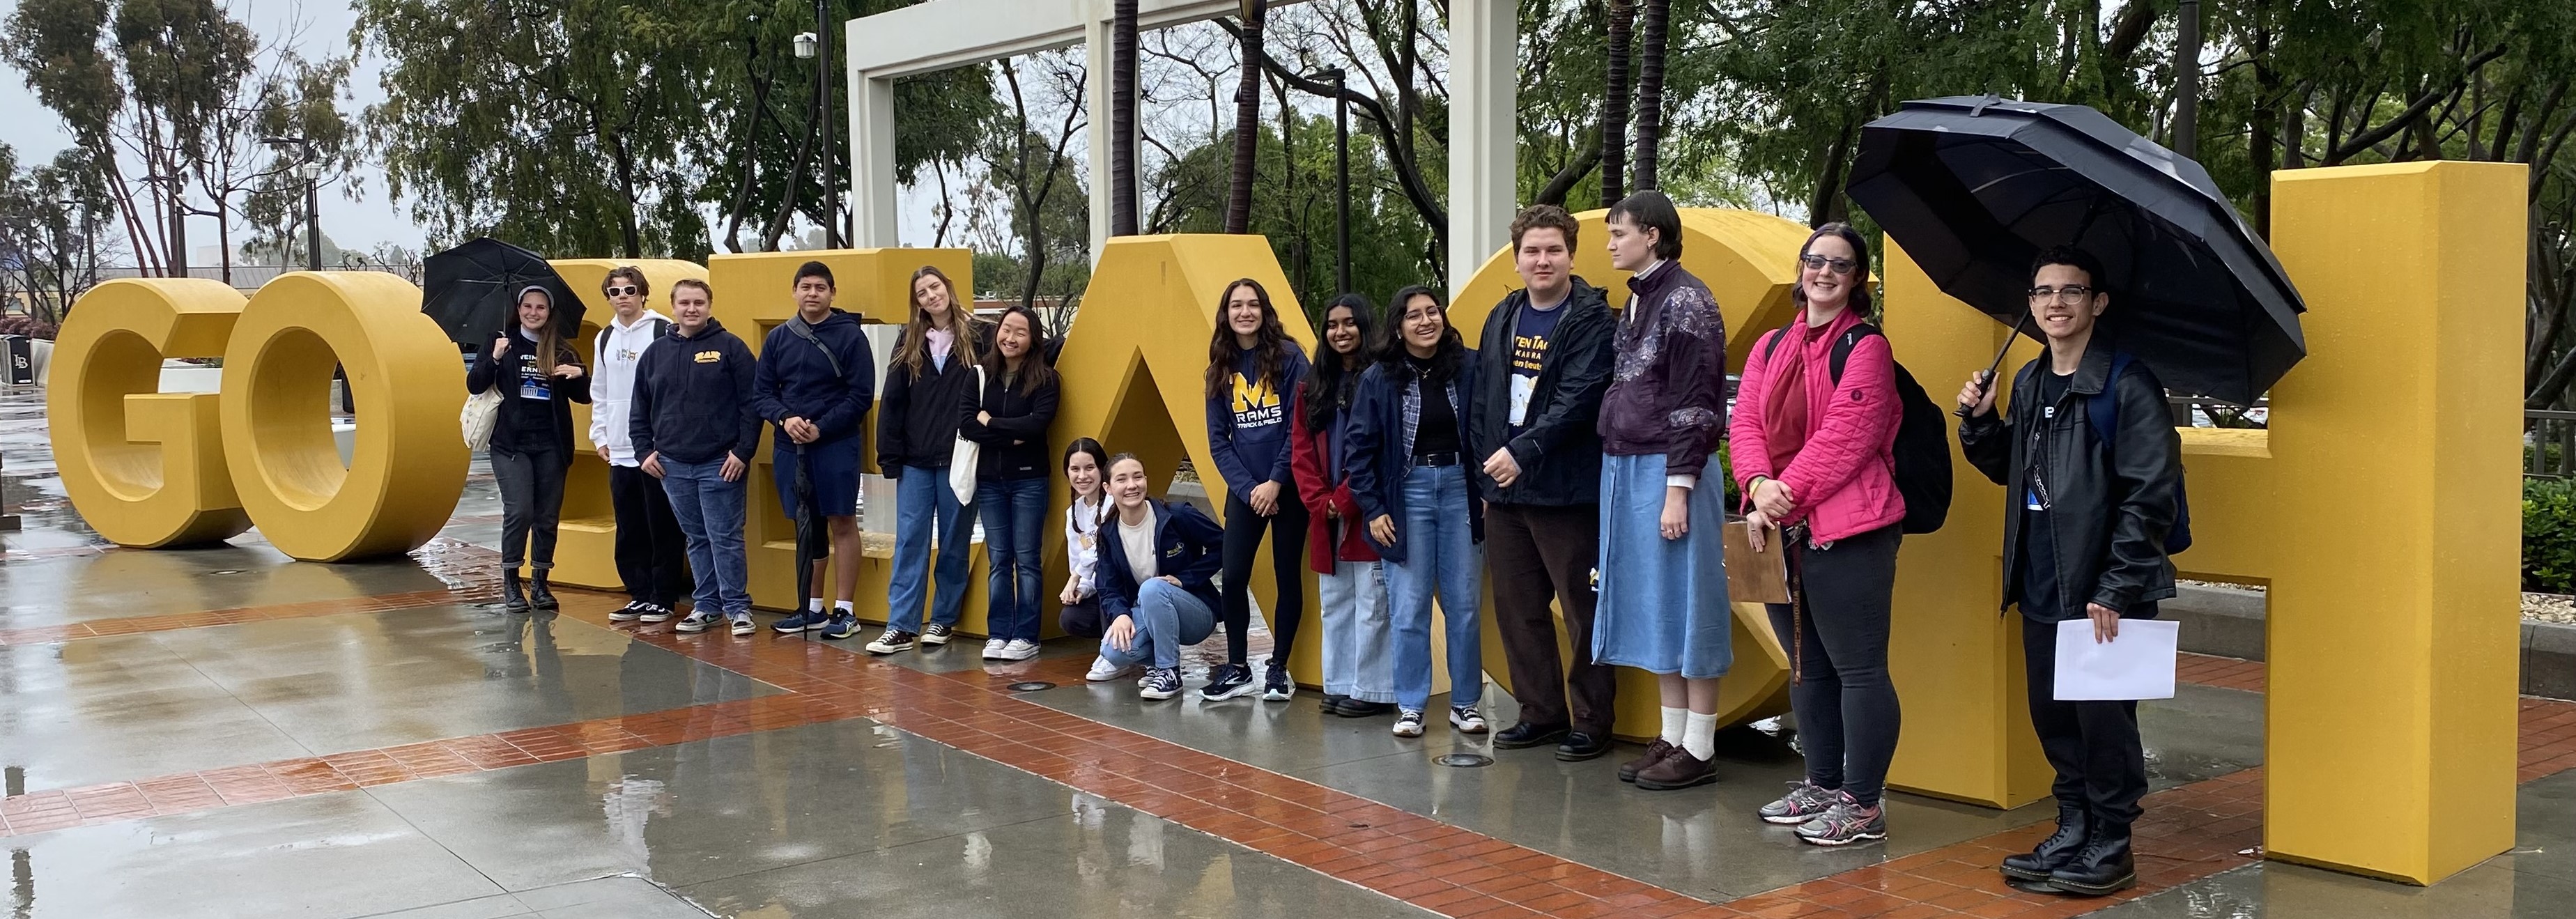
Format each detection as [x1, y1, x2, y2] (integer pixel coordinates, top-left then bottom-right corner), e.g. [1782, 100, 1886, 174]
[1597, 260, 1729, 480]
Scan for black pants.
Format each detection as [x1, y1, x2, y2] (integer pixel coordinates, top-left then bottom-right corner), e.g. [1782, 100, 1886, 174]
[1764, 524, 1903, 808]
[1487, 502, 1614, 737]
[2020, 613, 2149, 826]
[1059, 596, 1104, 639]
[1219, 493, 1310, 667]
[609, 464, 691, 606]
[492, 447, 566, 569]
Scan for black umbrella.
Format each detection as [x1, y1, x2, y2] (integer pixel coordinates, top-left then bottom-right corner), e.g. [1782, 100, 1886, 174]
[1846, 95, 2307, 406]
[422, 238, 589, 347]
[792, 443, 826, 642]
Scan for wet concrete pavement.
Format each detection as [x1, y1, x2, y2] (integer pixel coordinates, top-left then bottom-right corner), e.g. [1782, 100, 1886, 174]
[4, 384, 2575, 918]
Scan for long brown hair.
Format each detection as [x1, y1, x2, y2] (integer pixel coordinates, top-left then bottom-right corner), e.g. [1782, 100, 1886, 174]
[516, 286, 573, 376]
[893, 265, 982, 376]
[1203, 277, 1293, 400]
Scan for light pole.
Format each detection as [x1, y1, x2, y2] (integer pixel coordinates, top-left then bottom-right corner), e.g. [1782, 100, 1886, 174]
[263, 137, 323, 270]
[2174, 0, 2202, 158]
[793, 0, 841, 248]
[1306, 67, 1350, 295]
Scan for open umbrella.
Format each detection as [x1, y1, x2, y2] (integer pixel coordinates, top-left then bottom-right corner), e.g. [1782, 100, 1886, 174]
[1846, 95, 2307, 406]
[422, 238, 589, 347]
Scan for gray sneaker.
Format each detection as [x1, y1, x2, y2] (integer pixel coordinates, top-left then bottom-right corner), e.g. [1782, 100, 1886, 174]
[1793, 792, 1888, 847]
[1759, 780, 1840, 825]
[674, 610, 722, 633]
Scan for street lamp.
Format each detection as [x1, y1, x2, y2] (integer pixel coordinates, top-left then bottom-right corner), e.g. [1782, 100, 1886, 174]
[1306, 66, 1350, 295]
[263, 136, 323, 271]
[792, 31, 817, 59]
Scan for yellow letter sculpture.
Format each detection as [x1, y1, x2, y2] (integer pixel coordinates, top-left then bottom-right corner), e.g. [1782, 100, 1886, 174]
[48, 279, 254, 547]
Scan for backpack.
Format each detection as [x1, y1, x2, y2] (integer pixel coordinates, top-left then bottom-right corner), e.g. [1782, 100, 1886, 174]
[1759, 323, 1952, 534]
[2085, 352, 2193, 555]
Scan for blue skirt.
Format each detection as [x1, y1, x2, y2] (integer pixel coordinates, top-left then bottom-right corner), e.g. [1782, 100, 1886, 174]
[1592, 452, 1733, 679]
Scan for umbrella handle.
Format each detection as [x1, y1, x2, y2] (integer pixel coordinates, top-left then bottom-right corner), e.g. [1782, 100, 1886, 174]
[1954, 313, 2033, 419]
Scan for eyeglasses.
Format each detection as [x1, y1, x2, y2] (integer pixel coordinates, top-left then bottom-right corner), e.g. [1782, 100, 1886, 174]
[605, 285, 640, 298]
[2027, 285, 2096, 305]
[1798, 254, 1857, 275]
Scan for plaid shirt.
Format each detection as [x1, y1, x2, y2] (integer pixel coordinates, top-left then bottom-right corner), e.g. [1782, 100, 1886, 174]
[1397, 374, 1463, 461]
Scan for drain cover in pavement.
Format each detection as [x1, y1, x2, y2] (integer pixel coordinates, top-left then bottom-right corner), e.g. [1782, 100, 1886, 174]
[1007, 681, 1057, 693]
[1434, 754, 1493, 768]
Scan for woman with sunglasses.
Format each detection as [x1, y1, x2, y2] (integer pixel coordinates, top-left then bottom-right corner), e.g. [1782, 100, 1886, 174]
[1729, 223, 1908, 846]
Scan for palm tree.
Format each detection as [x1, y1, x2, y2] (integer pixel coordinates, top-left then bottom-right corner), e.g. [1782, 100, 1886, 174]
[1111, 0, 1139, 236]
[1632, 0, 1671, 191]
[1224, 0, 1267, 234]
[1601, 0, 1634, 207]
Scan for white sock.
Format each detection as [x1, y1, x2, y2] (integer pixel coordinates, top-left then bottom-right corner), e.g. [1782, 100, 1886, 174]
[835, 600, 854, 615]
[808, 598, 824, 613]
[1660, 707, 1688, 746]
[1684, 711, 1718, 761]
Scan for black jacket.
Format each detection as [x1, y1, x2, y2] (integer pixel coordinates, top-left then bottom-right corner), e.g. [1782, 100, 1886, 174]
[1095, 500, 1226, 623]
[1344, 352, 1483, 564]
[1467, 278, 1613, 506]
[750, 309, 875, 449]
[629, 319, 762, 466]
[959, 361, 1060, 481]
[466, 328, 589, 463]
[1958, 336, 2183, 620]
[878, 321, 990, 472]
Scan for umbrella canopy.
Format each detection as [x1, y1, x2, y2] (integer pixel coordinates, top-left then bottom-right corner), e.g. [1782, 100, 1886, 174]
[1846, 95, 2306, 405]
[422, 238, 589, 347]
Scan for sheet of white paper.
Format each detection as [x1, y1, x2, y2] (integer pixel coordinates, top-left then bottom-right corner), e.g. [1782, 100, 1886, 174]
[2053, 619, 2180, 701]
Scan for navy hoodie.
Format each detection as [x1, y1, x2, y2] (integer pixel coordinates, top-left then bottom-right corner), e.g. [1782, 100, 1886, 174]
[1204, 341, 1311, 497]
[1094, 499, 1226, 623]
[628, 318, 762, 465]
[750, 309, 875, 449]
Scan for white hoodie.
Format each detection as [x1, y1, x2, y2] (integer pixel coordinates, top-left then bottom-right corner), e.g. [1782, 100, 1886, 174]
[589, 309, 672, 465]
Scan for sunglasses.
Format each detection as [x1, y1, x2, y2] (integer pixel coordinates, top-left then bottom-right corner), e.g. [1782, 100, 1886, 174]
[1798, 254, 1857, 275]
[605, 285, 641, 298]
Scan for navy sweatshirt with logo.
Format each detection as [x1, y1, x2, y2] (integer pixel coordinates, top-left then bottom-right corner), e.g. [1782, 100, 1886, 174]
[1203, 342, 1311, 497]
[628, 318, 762, 465]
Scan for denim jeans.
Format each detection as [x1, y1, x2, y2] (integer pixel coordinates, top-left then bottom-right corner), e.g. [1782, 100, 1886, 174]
[1097, 580, 1217, 671]
[1318, 556, 1394, 704]
[977, 477, 1049, 642]
[658, 457, 750, 615]
[888, 465, 978, 633]
[1385, 464, 1483, 711]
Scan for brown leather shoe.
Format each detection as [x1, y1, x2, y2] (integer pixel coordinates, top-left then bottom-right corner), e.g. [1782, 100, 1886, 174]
[1619, 739, 1678, 783]
[1633, 748, 1719, 791]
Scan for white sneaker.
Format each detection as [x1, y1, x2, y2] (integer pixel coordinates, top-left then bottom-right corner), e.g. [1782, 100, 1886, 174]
[638, 604, 673, 624]
[998, 639, 1041, 661]
[1086, 656, 1134, 682]
[982, 638, 1008, 660]
[728, 614, 756, 636]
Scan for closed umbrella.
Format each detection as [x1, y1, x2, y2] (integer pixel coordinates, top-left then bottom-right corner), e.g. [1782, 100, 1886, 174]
[422, 238, 588, 347]
[1846, 95, 2307, 406]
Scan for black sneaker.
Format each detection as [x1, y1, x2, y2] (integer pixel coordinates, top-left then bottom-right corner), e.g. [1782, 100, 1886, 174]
[1259, 661, 1294, 702]
[864, 628, 918, 654]
[1200, 664, 1256, 700]
[921, 623, 954, 646]
[1318, 693, 1349, 713]
[1139, 667, 1182, 700]
[608, 601, 648, 622]
[638, 604, 673, 624]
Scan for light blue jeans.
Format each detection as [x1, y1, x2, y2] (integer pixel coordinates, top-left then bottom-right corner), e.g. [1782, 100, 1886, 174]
[977, 477, 1050, 642]
[1098, 580, 1218, 671]
[1385, 464, 1483, 711]
[888, 465, 978, 633]
[1319, 555, 1394, 703]
[658, 457, 749, 615]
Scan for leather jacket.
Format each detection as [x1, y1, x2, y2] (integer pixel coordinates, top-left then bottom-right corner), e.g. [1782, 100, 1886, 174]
[1958, 336, 2182, 619]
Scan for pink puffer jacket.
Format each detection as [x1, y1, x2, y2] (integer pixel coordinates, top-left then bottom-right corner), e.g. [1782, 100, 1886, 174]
[1728, 308, 1906, 543]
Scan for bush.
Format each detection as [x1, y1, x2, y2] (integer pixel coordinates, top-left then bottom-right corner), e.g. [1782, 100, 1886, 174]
[2526, 477, 2576, 593]
[0, 316, 58, 339]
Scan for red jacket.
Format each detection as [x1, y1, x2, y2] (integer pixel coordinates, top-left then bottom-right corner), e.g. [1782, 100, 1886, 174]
[1288, 389, 1378, 571]
[1728, 307, 1906, 543]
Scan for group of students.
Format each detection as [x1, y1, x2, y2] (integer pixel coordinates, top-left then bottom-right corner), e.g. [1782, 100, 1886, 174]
[469, 189, 2182, 896]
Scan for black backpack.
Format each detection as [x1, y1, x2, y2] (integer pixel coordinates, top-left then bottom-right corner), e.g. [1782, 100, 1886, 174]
[2086, 352, 2193, 555]
[1758, 323, 1953, 534]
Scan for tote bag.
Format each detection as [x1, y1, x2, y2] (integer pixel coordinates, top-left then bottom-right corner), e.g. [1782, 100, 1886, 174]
[461, 387, 502, 451]
[948, 365, 987, 505]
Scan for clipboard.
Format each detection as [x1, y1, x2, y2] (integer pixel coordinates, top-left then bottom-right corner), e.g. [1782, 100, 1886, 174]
[1723, 519, 1789, 604]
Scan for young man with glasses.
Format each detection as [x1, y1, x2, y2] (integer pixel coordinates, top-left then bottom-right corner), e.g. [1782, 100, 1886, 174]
[592, 267, 690, 623]
[1956, 247, 2184, 897]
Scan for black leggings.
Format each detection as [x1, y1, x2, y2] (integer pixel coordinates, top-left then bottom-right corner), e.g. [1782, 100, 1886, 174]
[492, 447, 568, 569]
[1219, 493, 1310, 667]
[1764, 524, 1902, 807]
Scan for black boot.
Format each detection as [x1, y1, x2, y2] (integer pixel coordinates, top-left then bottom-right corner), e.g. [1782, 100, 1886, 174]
[2000, 805, 2089, 881]
[529, 571, 560, 610]
[502, 569, 531, 614]
[2046, 821, 2136, 896]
